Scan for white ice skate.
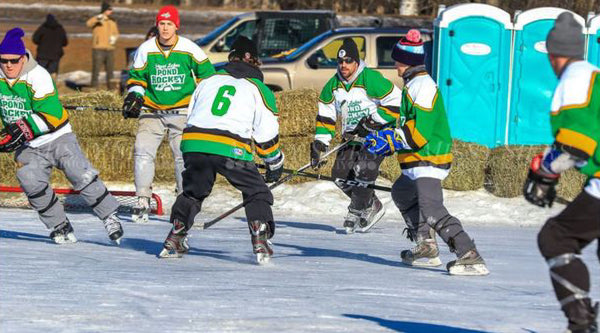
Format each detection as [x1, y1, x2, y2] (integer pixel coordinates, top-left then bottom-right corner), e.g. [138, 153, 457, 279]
[357, 197, 385, 233]
[131, 196, 150, 223]
[447, 249, 489, 276]
[50, 220, 77, 244]
[103, 213, 124, 245]
[159, 220, 189, 258]
[343, 209, 361, 234]
[401, 238, 442, 267]
[249, 221, 273, 265]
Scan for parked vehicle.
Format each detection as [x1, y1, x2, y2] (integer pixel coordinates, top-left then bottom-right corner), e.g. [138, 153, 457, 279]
[195, 10, 339, 64]
[257, 27, 433, 91]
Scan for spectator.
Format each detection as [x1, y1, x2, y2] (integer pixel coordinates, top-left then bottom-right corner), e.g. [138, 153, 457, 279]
[86, 1, 119, 90]
[32, 14, 67, 81]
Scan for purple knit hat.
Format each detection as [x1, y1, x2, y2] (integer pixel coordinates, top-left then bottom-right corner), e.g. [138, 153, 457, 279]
[0, 28, 26, 56]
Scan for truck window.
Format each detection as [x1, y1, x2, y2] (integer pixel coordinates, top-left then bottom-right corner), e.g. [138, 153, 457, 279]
[211, 20, 257, 53]
[311, 36, 366, 68]
[259, 18, 330, 57]
[376, 36, 401, 68]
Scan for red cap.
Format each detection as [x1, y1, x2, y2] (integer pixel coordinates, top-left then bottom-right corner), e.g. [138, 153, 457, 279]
[156, 5, 180, 28]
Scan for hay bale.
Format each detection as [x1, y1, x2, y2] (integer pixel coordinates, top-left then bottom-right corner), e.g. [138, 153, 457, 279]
[0, 153, 17, 186]
[557, 169, 586, 201]
[487, 145, 545, 197]
[276, 88, 319, 137]
[61, 91, 138, 138]
[379, 155, 401, 182]
[442, 140, 490, 191]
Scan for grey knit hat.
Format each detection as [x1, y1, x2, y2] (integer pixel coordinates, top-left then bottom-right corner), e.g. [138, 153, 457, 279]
[546, 12, 584, 59]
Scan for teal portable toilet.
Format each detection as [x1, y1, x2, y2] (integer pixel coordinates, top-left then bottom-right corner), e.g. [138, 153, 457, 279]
[508, 8, 585, 145]
[434, 4, 512, 147]
[587, 14, 600, 66]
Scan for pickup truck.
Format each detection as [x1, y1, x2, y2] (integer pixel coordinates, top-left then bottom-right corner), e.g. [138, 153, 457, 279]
[259, 27, 433, 91]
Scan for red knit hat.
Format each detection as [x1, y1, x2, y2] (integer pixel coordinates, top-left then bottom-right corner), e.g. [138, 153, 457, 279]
[156, 5, 180, 28]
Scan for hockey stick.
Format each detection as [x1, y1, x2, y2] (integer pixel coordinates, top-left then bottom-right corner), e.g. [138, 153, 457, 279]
[195, 139, 353, 230]
[64, 105, 181, 114]
[255, 164, 392, 192]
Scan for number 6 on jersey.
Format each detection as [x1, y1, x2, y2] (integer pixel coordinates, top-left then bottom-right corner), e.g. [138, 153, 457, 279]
[211, 85, 236, 116]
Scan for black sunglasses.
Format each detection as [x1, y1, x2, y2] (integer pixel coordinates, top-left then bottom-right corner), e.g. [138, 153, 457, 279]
[337, 58, 355, 65]
[0, 56, 22, 65]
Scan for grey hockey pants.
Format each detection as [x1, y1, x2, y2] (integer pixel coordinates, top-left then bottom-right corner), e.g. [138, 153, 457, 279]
[391, 176, 475, 257]
[134, 113, 185, 197]
[15, 133, 119, 230]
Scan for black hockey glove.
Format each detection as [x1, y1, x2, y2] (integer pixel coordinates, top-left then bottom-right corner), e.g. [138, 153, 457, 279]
[351, 116, 382, 138]
[0, 119, 35, 153]
[523, 153, 560, 208]
[310, 140, 328, 170]
[264, 152, 284, 183]
[122, 92, 144, 119]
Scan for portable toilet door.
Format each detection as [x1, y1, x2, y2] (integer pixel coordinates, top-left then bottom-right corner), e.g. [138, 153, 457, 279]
[508, 8, 586, 145]
[435, 4, 512, 147]
[588, 14, 600, 66]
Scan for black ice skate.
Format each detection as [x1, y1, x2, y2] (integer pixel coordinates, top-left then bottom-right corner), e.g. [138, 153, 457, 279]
[131, 196, 151, 223]
[446, 249, 489, 276]
[565, 300, 598, 333]
[357, 196, 385, 233]
[249, 220, 273, 265]
[50, 219, 77, 244]
[103, 212, 124, 245]
[401, 238, 442, 267]
[343, 209, 361, 234]
[159, 220, 189, 258]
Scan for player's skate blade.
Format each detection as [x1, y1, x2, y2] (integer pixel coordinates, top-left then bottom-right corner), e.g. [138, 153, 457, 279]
[402, 256, 442, 267]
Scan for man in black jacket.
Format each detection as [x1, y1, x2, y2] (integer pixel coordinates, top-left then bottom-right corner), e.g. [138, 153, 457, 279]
[33, 14, 68, 80]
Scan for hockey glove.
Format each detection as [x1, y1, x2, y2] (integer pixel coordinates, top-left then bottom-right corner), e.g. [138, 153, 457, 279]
[365, 128, 410, 156]
[0, 119, 34, 153]
[264, 152, 284, 183]
[523, 152, 560, 208]
[310, 140, 328, 170]
[122, 92, 144, 119]
[351, 116, 382, 138]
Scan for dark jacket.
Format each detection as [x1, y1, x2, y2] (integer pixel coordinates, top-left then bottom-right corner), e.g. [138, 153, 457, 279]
[32, 15, 68, 60]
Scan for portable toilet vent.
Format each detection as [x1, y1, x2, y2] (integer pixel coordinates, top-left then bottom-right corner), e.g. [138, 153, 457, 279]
[508, 8, 586, 145]
[434, 4, 512, 147]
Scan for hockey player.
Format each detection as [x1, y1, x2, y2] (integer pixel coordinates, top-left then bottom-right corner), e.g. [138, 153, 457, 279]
[524, 13, 599, 332]
[0, 28, 123, 244]
[310, 38, 401, 234]
[122, 5, 215, 223]
[158, 37, 283, 264]
[364, 30, 488, 276]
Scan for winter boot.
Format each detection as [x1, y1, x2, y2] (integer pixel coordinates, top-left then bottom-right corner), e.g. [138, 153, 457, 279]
[132, 196, 151, 223]
[103, 212, 124, 245]
[564, 299, 598, 333]
[357, 196, 385, 233]
[401, 235, 442, 267]
[343, 209, 362, 234]
[50, 219, 77, 244]
[447, 248, 489, 276]
[159, 219, 189, 258]
[249, 220, 273, 265]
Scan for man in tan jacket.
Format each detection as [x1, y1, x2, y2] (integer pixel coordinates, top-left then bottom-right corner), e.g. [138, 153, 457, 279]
[86, 1, 119, 89]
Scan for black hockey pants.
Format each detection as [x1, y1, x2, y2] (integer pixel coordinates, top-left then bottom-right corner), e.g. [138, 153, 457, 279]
[170, 153, 274, 234]
[538, 190, 600, 330]
[331, 144, 384, 211]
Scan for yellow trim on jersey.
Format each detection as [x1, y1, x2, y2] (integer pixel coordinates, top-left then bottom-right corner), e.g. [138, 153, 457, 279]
[182, 133, 252, 152]
[143, 95, 191, 110]
[396, 152, 453, 165]
[556, 128, 598, 157]
[404, 119, 428, 148]
[551, 71, 598, 116]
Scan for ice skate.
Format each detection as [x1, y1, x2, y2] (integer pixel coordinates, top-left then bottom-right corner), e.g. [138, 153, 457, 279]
[564, 301, 598, 333]
[103, 212, 124, 245]
[249, 220, 273, 265]
[131, 196, 150, 223]
[50, 219, 77, 244]
[401, 238, 442, 267]
[447, 249, 489, 276]
[159, 220, 189, 258]
[343, 209, 361, 234]
[357, 196, 385, 233]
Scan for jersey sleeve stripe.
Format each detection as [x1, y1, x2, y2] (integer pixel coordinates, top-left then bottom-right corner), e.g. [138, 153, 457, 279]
[556, 128, 597, 158]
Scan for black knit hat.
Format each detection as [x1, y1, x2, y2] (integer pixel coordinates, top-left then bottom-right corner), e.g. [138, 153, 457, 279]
[337, 38, 360, 63]
[101, 1, 112, 13]
[229, 36, 258, 59]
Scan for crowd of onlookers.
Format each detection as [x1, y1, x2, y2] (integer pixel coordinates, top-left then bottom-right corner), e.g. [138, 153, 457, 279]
[32, 1, 119, 89]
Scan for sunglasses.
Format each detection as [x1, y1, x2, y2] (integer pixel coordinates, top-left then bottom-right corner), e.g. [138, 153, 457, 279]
[0, 56, 22, 65]
[337, 58, 355, 65]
